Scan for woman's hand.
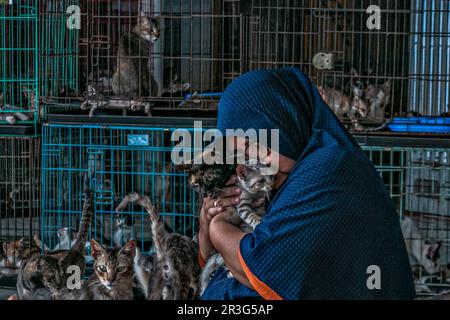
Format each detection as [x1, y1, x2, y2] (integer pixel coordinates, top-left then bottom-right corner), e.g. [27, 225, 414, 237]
[198, 176, 241, 263]
[201, 175, 241, 224]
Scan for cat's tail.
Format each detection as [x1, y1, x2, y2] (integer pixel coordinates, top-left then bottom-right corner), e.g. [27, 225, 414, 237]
[72, 188, 94, 253]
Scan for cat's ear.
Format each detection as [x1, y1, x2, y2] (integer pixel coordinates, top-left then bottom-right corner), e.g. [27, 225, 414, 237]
[18, 238, 25, 248]
[90, 239, 106, 260]
[2, 242, 6, 253]
[119, 240, 136, 259]
[350, 68, 359, 77]
[426, 242, 442, 261]
[138, 11, 150, 26]
[236, 164, 248, 180]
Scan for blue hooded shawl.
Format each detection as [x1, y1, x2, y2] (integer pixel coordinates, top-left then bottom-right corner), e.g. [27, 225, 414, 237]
[200, 68, 415, 300]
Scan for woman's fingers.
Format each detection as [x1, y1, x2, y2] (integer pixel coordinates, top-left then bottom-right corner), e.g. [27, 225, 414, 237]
[225, 175, 238, 186]
[219, 184, 241, 198]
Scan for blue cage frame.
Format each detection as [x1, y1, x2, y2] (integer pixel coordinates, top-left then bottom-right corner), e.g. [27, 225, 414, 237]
[41, 122, 206, 253]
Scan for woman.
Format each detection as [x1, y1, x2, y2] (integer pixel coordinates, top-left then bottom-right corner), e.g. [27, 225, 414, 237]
[198, 68, 415, 300]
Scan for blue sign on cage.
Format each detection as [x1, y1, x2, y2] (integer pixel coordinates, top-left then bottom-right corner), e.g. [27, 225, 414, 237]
[128, 135, 150, 147]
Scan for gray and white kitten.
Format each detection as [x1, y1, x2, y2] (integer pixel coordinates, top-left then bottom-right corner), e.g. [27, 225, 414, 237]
[199, 164, 274, 295]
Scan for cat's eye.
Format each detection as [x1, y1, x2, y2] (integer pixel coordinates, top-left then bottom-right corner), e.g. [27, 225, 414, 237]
[97, 265, 107, 273]
[116, 266, 127, 273]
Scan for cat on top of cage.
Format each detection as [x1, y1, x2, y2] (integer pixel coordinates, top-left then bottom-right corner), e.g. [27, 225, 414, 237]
[112, 11, 161, 98]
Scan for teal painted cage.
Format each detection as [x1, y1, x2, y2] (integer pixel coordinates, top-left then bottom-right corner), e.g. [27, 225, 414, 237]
[0, 1, 38, 126]
[41, 123, 206, 253]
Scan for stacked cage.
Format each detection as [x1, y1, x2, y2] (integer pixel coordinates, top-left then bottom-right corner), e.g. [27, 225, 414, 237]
[362, 143, 450, 296]
[246, 0, 450, 131]
[40, 0, 242, 116]
[0, 1, 40, 282]
[41, 122, 208, 252]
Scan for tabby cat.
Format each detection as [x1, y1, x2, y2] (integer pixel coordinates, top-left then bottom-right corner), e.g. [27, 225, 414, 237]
[16, 189, 94, 300]
[54, 240, 136, 300]
[112, 12, 160, 98]
[194, 164, 274, 295]
[120, 193, 200, 300]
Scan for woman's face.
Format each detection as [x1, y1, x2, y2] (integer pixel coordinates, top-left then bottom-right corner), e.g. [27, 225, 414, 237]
[237, 137, 296, 190]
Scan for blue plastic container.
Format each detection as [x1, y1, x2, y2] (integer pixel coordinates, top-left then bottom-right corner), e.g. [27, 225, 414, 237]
[388, 117, 450, 133]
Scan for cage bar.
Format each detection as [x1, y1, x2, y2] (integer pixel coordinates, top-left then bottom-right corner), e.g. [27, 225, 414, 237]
[41, 122, 207, 253]
[0, 0, 38, 126]
[39, 0, 242, 115]
[0, 136, 41, 275]
[362, 145, 450, 295]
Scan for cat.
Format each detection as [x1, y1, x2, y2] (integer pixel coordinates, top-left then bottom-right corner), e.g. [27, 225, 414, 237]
[196, 164, 274, 295]
[112, 12, 160, 98]
[16, 189, 94, 300]
[0, 238, 41, 276]
[33, 229, 94, 265]
[350, 69, 390, 122]
[119, 193, 200, 300]
[318, 85, 366, 132]
[186, 163, 237, 199]
[133, 246, 155, 299]
[0, 91, 32, 125]
[113, 215, 134, 248]
[54, 240, 136, 300]
[400, 216, 442, 276]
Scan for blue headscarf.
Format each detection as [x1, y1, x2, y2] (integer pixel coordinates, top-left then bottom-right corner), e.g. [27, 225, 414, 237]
[202, 68, 415, 300]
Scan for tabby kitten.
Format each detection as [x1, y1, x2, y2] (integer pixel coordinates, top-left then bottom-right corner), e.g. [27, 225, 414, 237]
[197, 164, 274, 295]
[57, 240, 136, 300]
[120, 193, 200, 300]
[112, 12, 160, 98]
[16, 189, 94, 300]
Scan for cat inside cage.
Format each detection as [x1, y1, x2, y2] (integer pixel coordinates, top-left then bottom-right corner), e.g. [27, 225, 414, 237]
[41, 0, 241, 115]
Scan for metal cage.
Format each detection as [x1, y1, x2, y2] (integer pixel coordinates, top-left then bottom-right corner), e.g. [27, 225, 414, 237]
[362, 145, 450, 296]
[40, 0, 242, 116]
[247, 0, 450, 130]
[0, 1, 38, 126]
[0, 136, 41, 276]
[41, 122, 207, 253]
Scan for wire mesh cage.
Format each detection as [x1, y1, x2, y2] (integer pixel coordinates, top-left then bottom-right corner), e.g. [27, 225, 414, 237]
[362, 145, 450, 296]
[0, 0, 38, 126]
[41, 123, 206, 253]
[247, 0, 450, 131]
[40, 0, 242, 116]
[0, 136, 41, 277]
